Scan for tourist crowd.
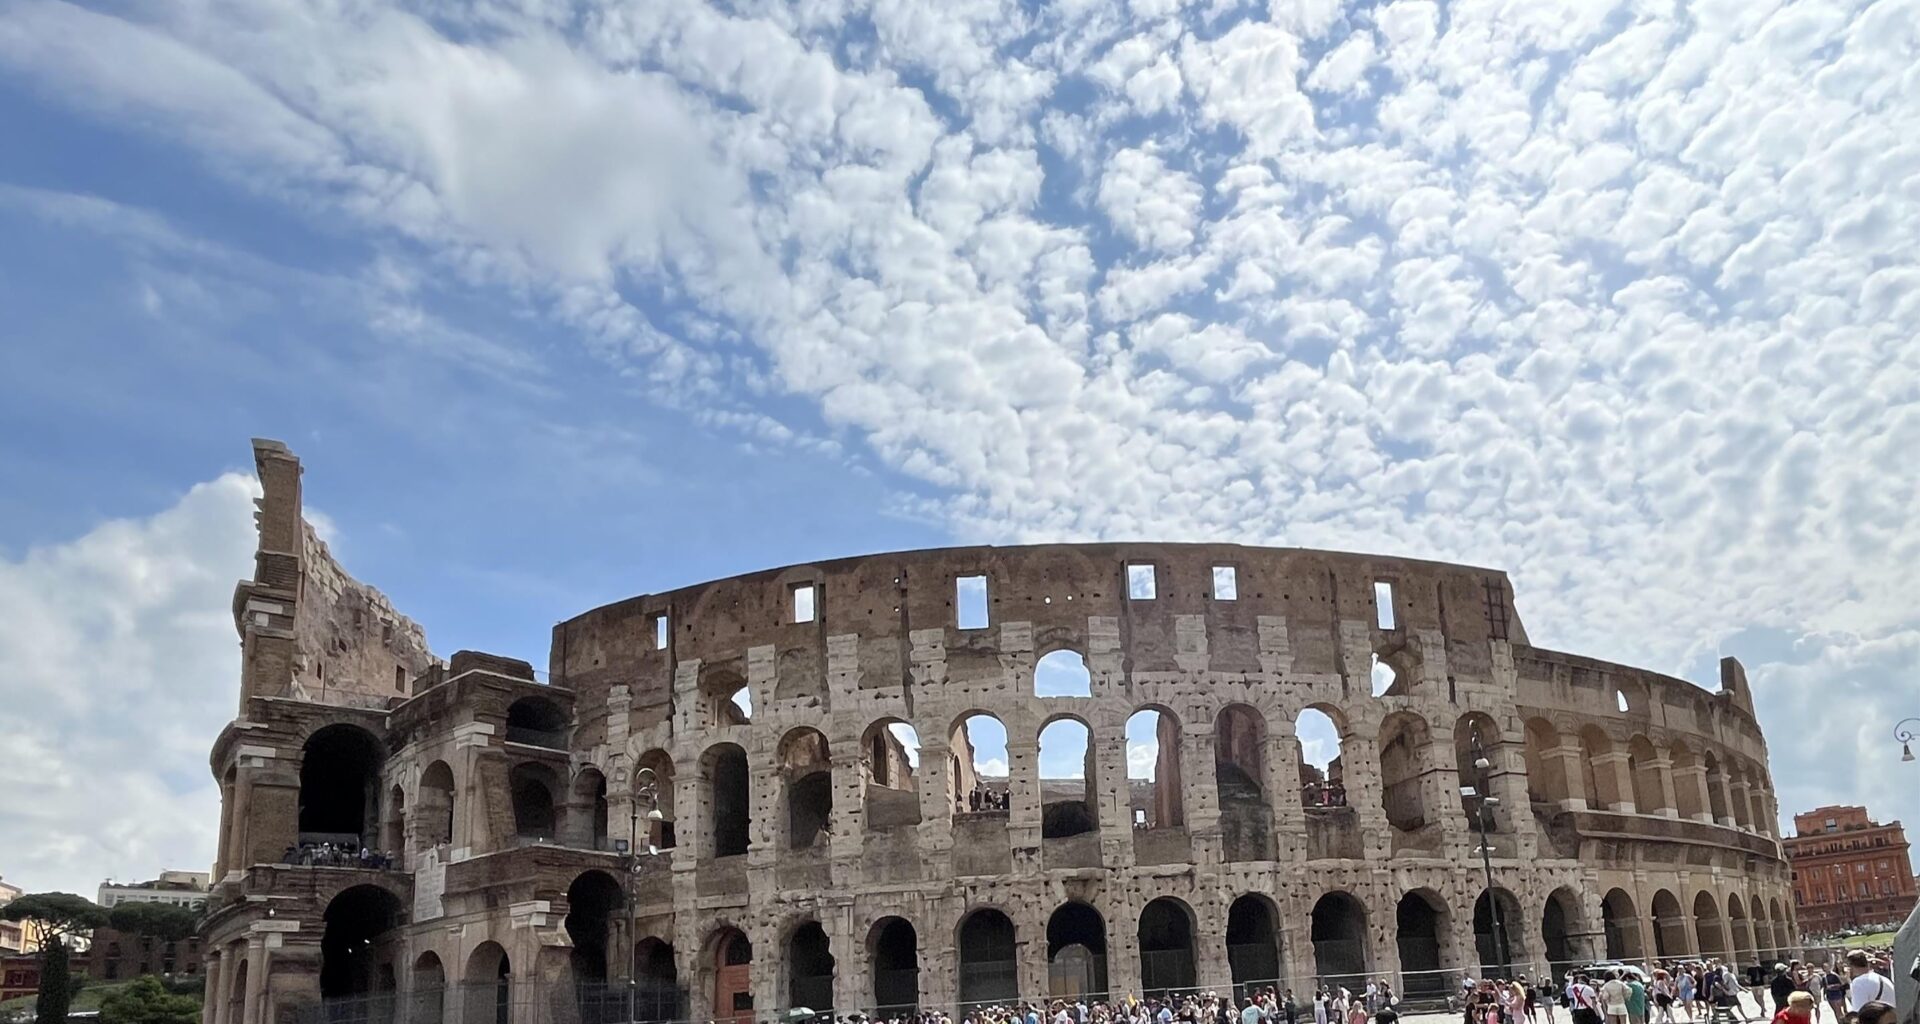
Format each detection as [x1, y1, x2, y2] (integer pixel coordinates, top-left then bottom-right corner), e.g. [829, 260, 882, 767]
[282, 841, 398, 869]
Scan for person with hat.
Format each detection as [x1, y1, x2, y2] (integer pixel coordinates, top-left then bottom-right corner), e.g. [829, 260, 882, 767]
[1768, 965, 1794, 1017]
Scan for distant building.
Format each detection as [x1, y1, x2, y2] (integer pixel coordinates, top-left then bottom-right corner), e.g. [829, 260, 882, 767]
[96, 870, 211, 910]
[1785, 804, 1919, 935]
[0, 876, 23, 954]
[88, 925, 202, 982]
[0, 950, 93, 1003]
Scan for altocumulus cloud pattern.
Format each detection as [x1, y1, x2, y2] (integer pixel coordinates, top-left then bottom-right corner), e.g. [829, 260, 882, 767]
[0, 0, 1916, 885]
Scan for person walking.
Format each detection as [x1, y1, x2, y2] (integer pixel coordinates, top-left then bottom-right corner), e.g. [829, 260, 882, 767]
[1600, 972, 1633, 1024]
[1628, 972, 1648, 1024]
[1768, 965, 1794, 1019]
[1843, 951, 1895, 1012]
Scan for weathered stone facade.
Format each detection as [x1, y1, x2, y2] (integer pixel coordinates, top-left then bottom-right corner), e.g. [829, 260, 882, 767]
[201, 440, 1797, 1024]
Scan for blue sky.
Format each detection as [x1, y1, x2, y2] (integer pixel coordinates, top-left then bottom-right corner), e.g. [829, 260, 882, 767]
[0, 0, 1916, 899]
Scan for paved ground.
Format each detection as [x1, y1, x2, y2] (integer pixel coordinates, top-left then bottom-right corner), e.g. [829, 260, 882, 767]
[1390, 993, 1776, 1024]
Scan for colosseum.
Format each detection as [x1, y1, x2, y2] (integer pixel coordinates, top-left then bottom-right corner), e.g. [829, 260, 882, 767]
[201, 440, 1797, 1024]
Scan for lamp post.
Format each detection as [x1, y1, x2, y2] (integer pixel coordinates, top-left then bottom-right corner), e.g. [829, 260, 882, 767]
[1896, 719, 1919, 762]
[612, 761, 664, 1024]
[1464, 729, 1512, 981]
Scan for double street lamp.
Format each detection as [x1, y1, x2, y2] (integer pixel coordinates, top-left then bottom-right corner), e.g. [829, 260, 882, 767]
[611, 761, 665, 1024]
[1461, 729, 1512, 981]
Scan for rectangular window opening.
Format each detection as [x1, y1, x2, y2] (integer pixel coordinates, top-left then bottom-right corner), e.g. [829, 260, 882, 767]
[1212, 565, 1237, 601]
[956, 575, 989, 629]
[1374, 580, 1396, 630]
[651, 613, 669, 651]
[394, 666, 407, 692]
[792, 584, 817, 624]
[1127, 563, 1156, 600]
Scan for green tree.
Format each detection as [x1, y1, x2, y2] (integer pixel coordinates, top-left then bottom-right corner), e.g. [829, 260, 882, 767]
[108, 903, 200, 943]
[98, 976, 200, 1024]
[0, 892, 110, 1024]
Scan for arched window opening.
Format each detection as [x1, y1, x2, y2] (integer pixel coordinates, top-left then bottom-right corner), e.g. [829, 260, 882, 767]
[780, 729, 834, 850]
[1226, 895, 1282, 999]
[704, 744, 750, 858]
[464, 943, 511, 1024]
[1728, 894, 1755, 964]
[1703, 752, 1731, 822]
[862, 721, 921, 829]
[1628, 736, 1664, 814]
[565, 870, 624, 989]
[1669, 741, 1702, 818]
[1297, 708, 1346, 807]
[957, 910, 1017, 1007]
[1047, 903, 1109, 1002]
[1601, 889, 1642, 962]
[1138, 898, 1195, 996]
[568, 768, 609, 851]
[1379, 713, 1431, 834]
[702, 667, 752, 727]
[509, 763, 560, 841]
[505, 697, 568, 749]
[1693, 890, 1727, 959]
[1036, 649, 1092, 698]
[787, 922, 835, 1014]
[1455, 714, 1509, 831]
[709, 929, 752, 1024]
[1126, 708, 1183, 829]
[1578, 727, 1621, 812]
[1543, 888, 1582, 984]
[1310, 892, 1368, 991]
[1650, 890, 1686, 958]
[1215, 704, 1270, 862]
[299, 725, 384, 846]
[637, 749, 677, 850]
[1473, 888, 1526, 977]
[1371, 654, 1398, 698]
[418, 761, 455, 849]
[1396, 891, 1449, 998]
[320, 884, 403, 1001]
[1039, 718, 1096, 839]
[409, 952, 445, 1024]
[871, 918, 919, 1014]
[1615, 689, 1631, 713]
[633, 938, 681, 1023]
[382, 785, 406, 866]
[950, 714, 1009, 814]
[1522, 719, 1566, 807]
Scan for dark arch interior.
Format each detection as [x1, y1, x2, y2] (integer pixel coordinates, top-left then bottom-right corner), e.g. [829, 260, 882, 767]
[565, 871, 624, 984]
[1543, 892, 1576, 982]
[711, 746, 750, 857]
[509, 763, 558, 839]
[872, 919, 919, 1013]
[1046, 903, 1109, 1000]
[1601, 890, 1638, 961]
[788, 771, 834, 849]
[786, 922, 835, 1013]
[320, 885, 403, 999]
[1138, 899, 1195, 995]
[957, 911, 1017, 1006]
[1396, 893, 1446, 996]
[1651, 890, 1685, 958]
[463, 945, 511, 1024]
[300, 725, 384, 841]
[1311, 893, 1367, 988]
[1226, 896, 1280, 996]
[633, 939, 682, 1023]
[506, 697, 568, 747]
[1042, 800, 1096, 839]
[418, 761, 455, 847]
[1474, 890, 1523, 975]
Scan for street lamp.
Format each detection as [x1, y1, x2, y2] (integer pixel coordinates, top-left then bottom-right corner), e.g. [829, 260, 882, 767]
[612, 761, 665, 1024]
[1896, 719, 1919, 762]
[1463, 729, 1512, 981]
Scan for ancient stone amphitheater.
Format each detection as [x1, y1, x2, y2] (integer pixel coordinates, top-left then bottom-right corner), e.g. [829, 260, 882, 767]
[202, 441, 1795, 1024]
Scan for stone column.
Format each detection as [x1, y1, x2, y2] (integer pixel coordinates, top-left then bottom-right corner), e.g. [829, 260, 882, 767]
[829, 753, 865, 887]
[1342, 736, 1393, 858]
[1006, 737, 1042, 864]
[1269, 733, 1306, 861]
[1593, 751, 1636, 813]
[1674, 764, 1714, 824]
[205, 947, 230, 1024]
[225, 772, 254, 875]
[1730, 779, 1754, 831]
[1095, 723, 1134, 868]
[1543, 744, 1588, 811]
[1711, 771, 1737, 828]
[1649, 757, 1679, 818]
[241, 935, 268, 1024]
[1185, 721, 1222, 861]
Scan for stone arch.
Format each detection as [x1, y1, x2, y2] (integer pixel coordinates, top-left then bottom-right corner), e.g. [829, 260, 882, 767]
[785, 919, 835, 1013]
[1378, 711, 1433, 833]
[1669, 740, 1703, 819]
[1216, 703, 1271, 860]
[1727, 893, 1755, 963]
[956, 908, 1018, 1007]
[1472, 887, 1526, 977]
[1047, 901, 1110, 1001]
[1138, 896, 1197, 996]
[508, 762, 561, 840]
[1768, 897, 1790, 957]
[382, 783, 406, 863]
[320, 884, 404, 1001]
[1396, 888, 1453, 997]
[300, 723, 384, 844]
[418, 760, 455, 848]
[1126, 705, 1183, 829]
[409, 950, 446, 1024]
[1310, 891, 1369, 989]
[1297, 703, 1349, 807]
[1455, 712, 1511, 831]
[1542, 886, 1586, 982]
[700, 743, 750, 857]
[702, 926, 753, 1024]
[1693, 890, 1727, 959]
[1035, 648, 1093, 698]
[778, 727, 834, 850]
[1614, 678, 1649, 716]
[1523, 718, 1567, 805]
[1227, 893, 1284, 996]
[1577, 725, 1621, 811]
[569, 766, 609, 850]
[1703, 751, 1731, 822]
[700, 666, 752, 727]
[1650, 889, 1686, 957]
[1601, 889, 1642, 961]
[564, 870, 624, 986]
[227, 957, 248, 1024]
[632, 937, 681, 1022]
[1038, 713, 1097, 838]
[463, 942, 511, 1024]
[637, 748, 677, 850]
[869, 917, 920, 1013]
[1627, 735, 1665, 814]
[950, 711, 1009, 814]
[505, 695, 568, 749]
[861, 718, 922, 829]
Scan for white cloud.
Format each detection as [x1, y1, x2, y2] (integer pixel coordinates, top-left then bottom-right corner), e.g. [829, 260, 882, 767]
[1098, 147, 1204, 252]
[0, 475, 258, 896]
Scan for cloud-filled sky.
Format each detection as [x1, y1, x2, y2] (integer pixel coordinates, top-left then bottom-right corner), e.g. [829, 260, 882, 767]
[1, 0, 1916, 899]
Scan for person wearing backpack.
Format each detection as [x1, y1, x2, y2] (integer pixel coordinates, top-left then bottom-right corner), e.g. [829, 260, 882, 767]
[1843, 950, 1895, 1011]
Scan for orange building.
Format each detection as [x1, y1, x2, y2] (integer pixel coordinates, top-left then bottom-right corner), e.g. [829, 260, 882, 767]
[1785, 804, 1918, 935]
